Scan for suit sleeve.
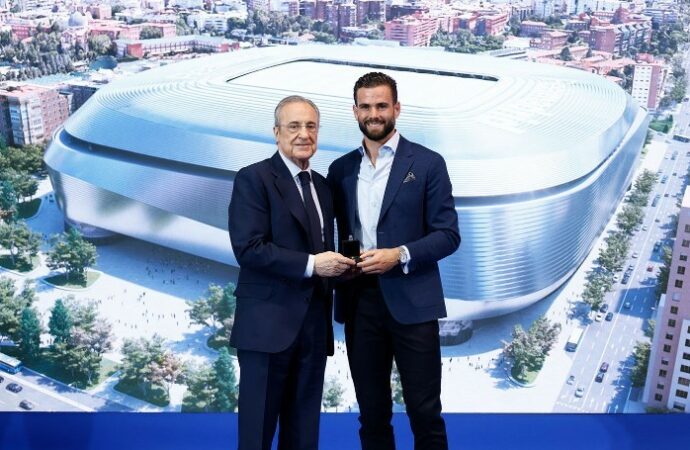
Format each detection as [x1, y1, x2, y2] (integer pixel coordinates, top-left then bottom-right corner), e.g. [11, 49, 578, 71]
[404, 154, 460, 272]
[228, 167, 310, 281]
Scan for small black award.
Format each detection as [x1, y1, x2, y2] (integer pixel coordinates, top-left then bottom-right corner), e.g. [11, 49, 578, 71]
[341, 236, 361, 263]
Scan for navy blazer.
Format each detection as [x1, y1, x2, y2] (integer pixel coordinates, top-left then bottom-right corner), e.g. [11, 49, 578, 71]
[327, 136, 460, 325]
[228, 152, 335, 355]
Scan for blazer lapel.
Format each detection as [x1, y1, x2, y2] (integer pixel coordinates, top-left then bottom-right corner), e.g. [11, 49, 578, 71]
[314, 175, 333, 250]
[379, 137, 413, 225]
[271, 153, 310, 234]
[342, 153, 362, 237]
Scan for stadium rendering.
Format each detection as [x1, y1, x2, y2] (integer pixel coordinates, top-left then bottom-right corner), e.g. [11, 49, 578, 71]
[44, 46, 648, 341]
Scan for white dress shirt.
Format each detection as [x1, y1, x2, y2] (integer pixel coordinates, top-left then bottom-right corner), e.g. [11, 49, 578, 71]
[277, 150, 323, 278]
[356, 132, 411, 272]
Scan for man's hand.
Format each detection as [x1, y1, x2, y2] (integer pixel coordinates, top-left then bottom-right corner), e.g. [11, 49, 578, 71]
[314, 252, 356, 277]
[356, 248, 400, 275]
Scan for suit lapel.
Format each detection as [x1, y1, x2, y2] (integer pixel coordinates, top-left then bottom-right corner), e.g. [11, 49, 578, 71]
[342, 152, 362, 237]
[270, 153, 310, 234]
[313, 175, 333, 250]
[379, 137, 413, 225]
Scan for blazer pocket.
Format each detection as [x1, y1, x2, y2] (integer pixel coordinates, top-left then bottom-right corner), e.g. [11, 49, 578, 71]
[234, 283, 273, 299]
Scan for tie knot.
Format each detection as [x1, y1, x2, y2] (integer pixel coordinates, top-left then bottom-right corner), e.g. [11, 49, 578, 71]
[298, 171, 311, 186]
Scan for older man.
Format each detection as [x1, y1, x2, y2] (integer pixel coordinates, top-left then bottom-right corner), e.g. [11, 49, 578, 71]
[229, 95, 355, 450]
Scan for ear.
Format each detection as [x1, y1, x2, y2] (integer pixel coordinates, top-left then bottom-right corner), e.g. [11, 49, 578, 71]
[352, 104, 358, 120]
[394, 102, 401, 119]
[273, 126, 279, 144]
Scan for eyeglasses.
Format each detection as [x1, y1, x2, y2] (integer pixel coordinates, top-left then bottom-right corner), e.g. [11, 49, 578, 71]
[279, 122, 319, 134]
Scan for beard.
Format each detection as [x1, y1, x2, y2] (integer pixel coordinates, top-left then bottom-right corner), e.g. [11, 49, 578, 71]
[358, 117, 396, 142]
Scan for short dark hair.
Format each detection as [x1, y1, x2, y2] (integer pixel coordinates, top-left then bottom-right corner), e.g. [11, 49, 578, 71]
[353, 72, 398, 105]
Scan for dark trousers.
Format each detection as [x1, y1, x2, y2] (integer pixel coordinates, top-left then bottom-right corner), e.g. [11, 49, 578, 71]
[345, 284, 448, 450]
[237, 298, 328, 450]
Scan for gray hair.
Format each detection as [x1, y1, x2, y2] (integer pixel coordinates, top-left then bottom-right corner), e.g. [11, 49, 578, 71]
[274, 95, 320, 127]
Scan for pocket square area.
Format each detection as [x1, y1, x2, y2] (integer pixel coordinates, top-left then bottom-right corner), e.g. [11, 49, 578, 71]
[403, 172, 416, 183]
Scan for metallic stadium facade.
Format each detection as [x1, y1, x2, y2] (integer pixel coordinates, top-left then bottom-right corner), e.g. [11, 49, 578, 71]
[44, 46, 648, 332]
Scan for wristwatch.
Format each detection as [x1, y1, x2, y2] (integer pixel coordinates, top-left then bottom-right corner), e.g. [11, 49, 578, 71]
[398, 246, 410, 265]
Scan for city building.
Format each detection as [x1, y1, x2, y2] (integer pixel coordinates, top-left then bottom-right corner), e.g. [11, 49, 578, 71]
[630, 62, 667, 110]
[356, 0, 385, 26]
[246, 0, 270, 14]
[332, 2, 356, 38]
[384, 15, 439, 46]
[0, 84, 70, 146]
[530, 30, 568, 50]
[644, 189, 690, 412]
[520, 20, 549, 37]
[114, 36, 234, 58]
[587, 20, 651, 56]
[475, 12, 509, 36]
[44, 46, 647, 341]
[643, 5, 679, 25]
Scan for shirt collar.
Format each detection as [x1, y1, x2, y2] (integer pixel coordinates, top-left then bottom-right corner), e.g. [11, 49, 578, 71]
[278, 149, 311, 179]
[357, 131, 400, 157]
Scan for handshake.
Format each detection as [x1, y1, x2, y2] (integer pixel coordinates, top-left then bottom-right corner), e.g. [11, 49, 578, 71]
[314, 238, 403, 277]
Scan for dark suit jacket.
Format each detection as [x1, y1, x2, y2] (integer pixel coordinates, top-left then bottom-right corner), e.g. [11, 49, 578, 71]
[327, 136, 460, 325]
[228, 152, 335, 355]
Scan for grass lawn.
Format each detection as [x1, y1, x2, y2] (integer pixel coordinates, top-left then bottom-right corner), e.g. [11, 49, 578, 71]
[0, 254, 39, 272]
[2, 347, 118, 389]
[649, 116, 673, 133]
[45, 271, 100, 289]
[114, 379, 169, 407]
[511, 364, 540, 385]
[16, 198, 41, 219]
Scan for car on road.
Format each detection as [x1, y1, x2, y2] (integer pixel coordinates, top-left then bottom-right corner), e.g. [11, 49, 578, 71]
[600, 362, 609, 372]
[673, 172, 677, 176]
[632, 252, 639, 258]
[647, 264, 654, 272]
[600, 303, 609, 313]
[595, 372, 605, 383]
[664, 193, 669, 197]
[575, 387, 585, 397]
[662, 176, 669, 183]
[18, 400, 34, 410]
[6, 382, 22, 393]
[622, 274, 630, 284]
[613, 273, 620, 282]
[624, 301, 632, 309]
[605, 312, 614, 321]
[567, 375, 575, 385]
[595, 311, 605, 322]
[642, 225, 648, 230]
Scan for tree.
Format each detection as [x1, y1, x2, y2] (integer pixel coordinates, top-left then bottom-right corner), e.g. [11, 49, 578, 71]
[631, 341, 651, 387]
[656, 245, 673, 299]
[322, 376, 345, 412]
[0, 221, 41, 269]
[187, 283, 236, 335]
[0, 278, 35, 342]
[120, 335, 177, 401]
[213, 347, 238, 412]
[0, 179, 17, 221]
[503, 316, 561, 378]
[52, 299, 112, 385]
[46, 228, 97, 283]
[617, 204, 645, 235]
[87, 35, 114, 57]
[18, 307, 41, 360]
[48, 298, 72, 345]
[182, 365, 216, 412]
